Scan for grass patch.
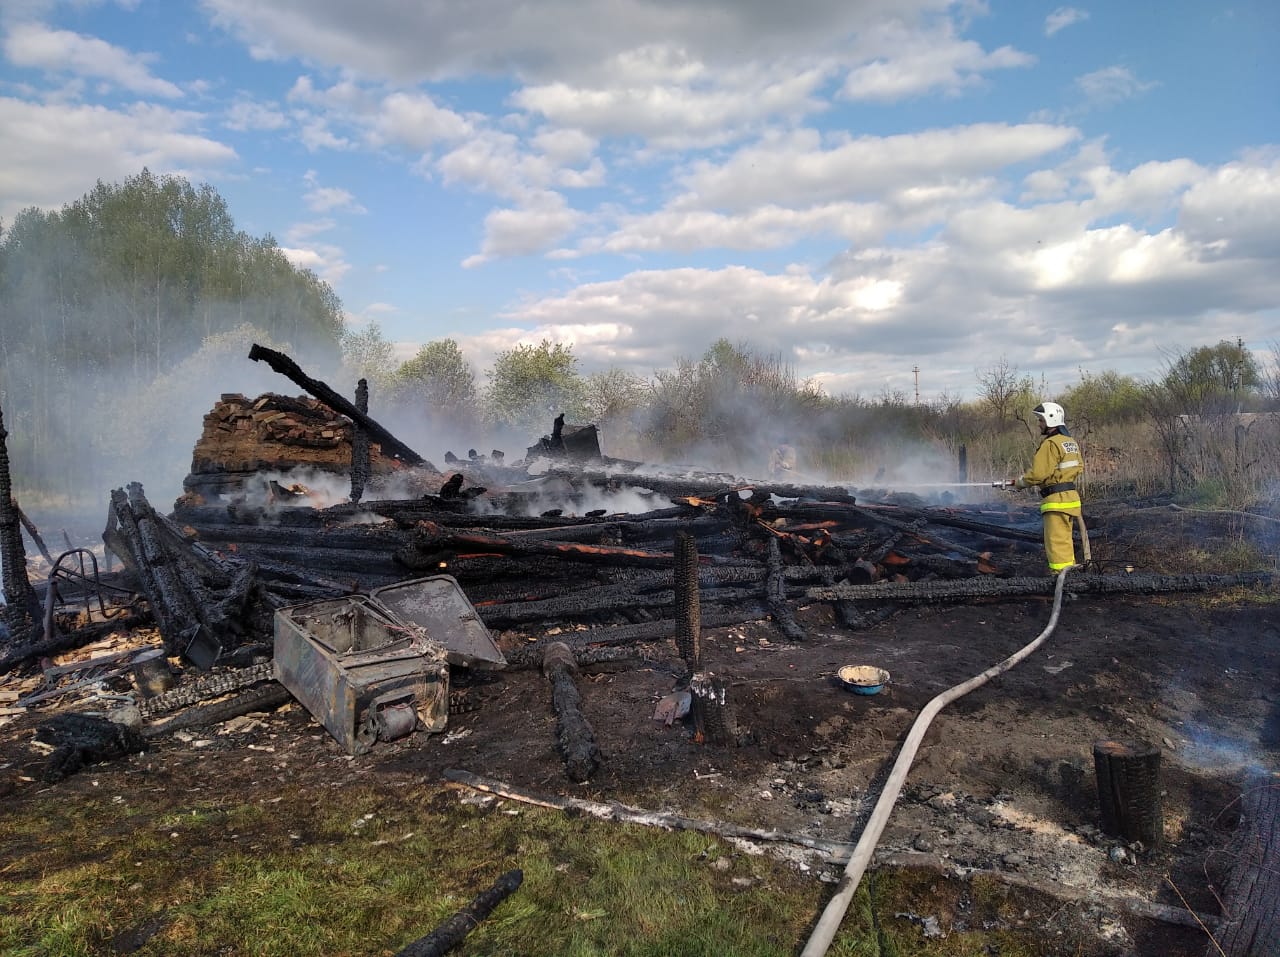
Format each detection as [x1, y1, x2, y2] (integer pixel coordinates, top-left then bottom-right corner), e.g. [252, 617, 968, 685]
[0, 782, 1112, 956]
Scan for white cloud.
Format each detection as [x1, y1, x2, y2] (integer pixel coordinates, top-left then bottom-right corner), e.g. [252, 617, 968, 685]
[462, 191, 584, 267]
[225, 99, 288, 131]
[3, 22, 182, 98]
[1075, 65, 1156, 107]
[369, 91, 473, 150]
[201, 0, 951, 84]
[279, 241, 350, 283]
[303, 185, 365, 214]
[678, 124, 1079, 212]
[513, 54, 828, 149]
[1044, 7, 1088, 37]
[0, 96, 236, 220]
[841, 21, 1033, 102]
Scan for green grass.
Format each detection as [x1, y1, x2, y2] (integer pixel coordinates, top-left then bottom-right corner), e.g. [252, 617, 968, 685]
[0, 783, 1088, 956]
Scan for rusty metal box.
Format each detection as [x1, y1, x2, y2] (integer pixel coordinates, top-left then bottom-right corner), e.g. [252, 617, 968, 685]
[273, 576, 502, 754]
[274, 595, 449, 754]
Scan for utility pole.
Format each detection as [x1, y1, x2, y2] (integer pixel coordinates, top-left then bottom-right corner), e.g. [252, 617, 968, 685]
[912, 366, 920, 406]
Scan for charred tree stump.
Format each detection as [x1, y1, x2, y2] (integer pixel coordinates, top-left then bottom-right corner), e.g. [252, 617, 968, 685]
[0, 400, 39, 647]
[690, 671, 737, 746]
[1210, 780, 1280, 957]
[1093, 739, 1163, 847]
[350, 377, 370, 504]
[766, 537, 806, 640]
[248, 343, 428, 467]
[674, 531, 701, 671]
[394, 869, 524, 957]
[542, 641, 601, 782]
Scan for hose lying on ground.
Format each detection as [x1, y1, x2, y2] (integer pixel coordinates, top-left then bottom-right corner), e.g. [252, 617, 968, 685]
[799, 565, 1077, 957]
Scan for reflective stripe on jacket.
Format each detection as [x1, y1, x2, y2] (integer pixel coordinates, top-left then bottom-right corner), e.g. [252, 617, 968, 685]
[1020, 432, 1084, 514]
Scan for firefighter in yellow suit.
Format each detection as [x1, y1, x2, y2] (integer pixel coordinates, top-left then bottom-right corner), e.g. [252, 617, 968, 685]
[1005, 402, 1085, 573]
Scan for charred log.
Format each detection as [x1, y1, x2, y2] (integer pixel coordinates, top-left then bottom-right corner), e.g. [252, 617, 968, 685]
[503, 605, 770, 669]
[142, 682, 291, 738]
[34, 712, 147, 782]
[542, 642, 601, 782]
[0, 400, 39, 647]
[393, 869, 524, 957]
[248, 343, 430, 467]
[809, 571, 1274, 604]
[690, 671, 738, 747]
[674, 531, 702, 670]
[1210, 779, 1280, 957]
[350, 378, 370, 504]
[765, 537, 806, 641]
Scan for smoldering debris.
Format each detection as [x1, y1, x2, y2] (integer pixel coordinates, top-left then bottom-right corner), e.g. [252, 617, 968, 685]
[1, 342, 1274, 786]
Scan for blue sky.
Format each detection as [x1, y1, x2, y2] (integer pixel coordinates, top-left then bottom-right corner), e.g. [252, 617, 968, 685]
[1, 0, 1277, 401]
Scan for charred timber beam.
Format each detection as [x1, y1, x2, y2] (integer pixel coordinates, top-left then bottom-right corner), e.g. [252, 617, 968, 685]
[394, 870, 524, 957]
[674, 531, 702, 669]
[351, 377, 370, 504]
[477, 585, 792, 629]
[1211, 776, 1280, 956]
[765, 537, 806, 640]
[850, 502, 1044, 544]
[503, 605, 770, 669]
[405, 522, 752, 568]
[248, 343, 428, 466]
[0, 399, 39, 644]
[187, 521, 413, 551]
[545, 467, 856, 503]
[542, 642, 601, 782]
[109, 488, 181, 645]
[809, 571, 1274, 603]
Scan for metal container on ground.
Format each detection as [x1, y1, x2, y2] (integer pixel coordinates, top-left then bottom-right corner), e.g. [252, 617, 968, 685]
[273, 576, 504, 755]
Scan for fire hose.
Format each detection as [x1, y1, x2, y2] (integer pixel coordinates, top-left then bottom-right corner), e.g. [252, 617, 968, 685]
[799, 564, 1077, 957]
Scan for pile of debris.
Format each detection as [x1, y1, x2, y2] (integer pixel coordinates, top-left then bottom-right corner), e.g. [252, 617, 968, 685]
[2, 342, 1272, 769]
[182, 393, 411, 503]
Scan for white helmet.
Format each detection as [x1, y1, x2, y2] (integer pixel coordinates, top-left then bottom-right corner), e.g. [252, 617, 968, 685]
[1033, 401, 1065, 429]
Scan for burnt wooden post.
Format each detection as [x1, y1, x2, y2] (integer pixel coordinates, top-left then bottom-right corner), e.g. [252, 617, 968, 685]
[394, 869, 524, 957]
[248, 343, 428, 466]
[674, 531, 701, 671]
[350, 377, 370, 504]
[1093, 738, 1163, 847]
[541, 641, 601, 782]
[0, 399, 39, 646]
[690, 671, 737, 747]
[957, 444, 968, 483]
[1210, 780, 1280, 956]
[765, 536, 805, 640]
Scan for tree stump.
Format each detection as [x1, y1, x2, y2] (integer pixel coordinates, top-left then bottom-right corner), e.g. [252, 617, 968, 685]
[1093, 738, 1162, 847]
[690, 671, 737, 746]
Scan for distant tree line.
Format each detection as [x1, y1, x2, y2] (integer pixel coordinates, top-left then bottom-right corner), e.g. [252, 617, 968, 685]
[1, 170, 1276, 510]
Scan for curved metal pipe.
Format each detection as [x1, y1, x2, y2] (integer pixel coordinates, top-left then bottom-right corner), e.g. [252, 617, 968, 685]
[800, 565, 1077, 957]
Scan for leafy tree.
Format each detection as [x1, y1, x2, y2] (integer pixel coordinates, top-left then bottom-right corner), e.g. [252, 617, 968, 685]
[392, 339, 477, 411]
[484, 340, 587, 433]
[642, 339, 824, 466]
[583, 367, 648, 423]
[1159, 339, 1260, 412]
[340, 322, 398, 388]
[1057, 369, 1145, 432]
[0, 168, 345, 499]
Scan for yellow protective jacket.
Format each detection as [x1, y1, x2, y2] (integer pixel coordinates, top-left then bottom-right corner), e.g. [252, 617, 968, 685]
[1016, 431, 1084, 513]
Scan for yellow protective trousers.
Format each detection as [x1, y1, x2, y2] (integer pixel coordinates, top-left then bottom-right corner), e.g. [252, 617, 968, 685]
[1041, 504, 1081, 571]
